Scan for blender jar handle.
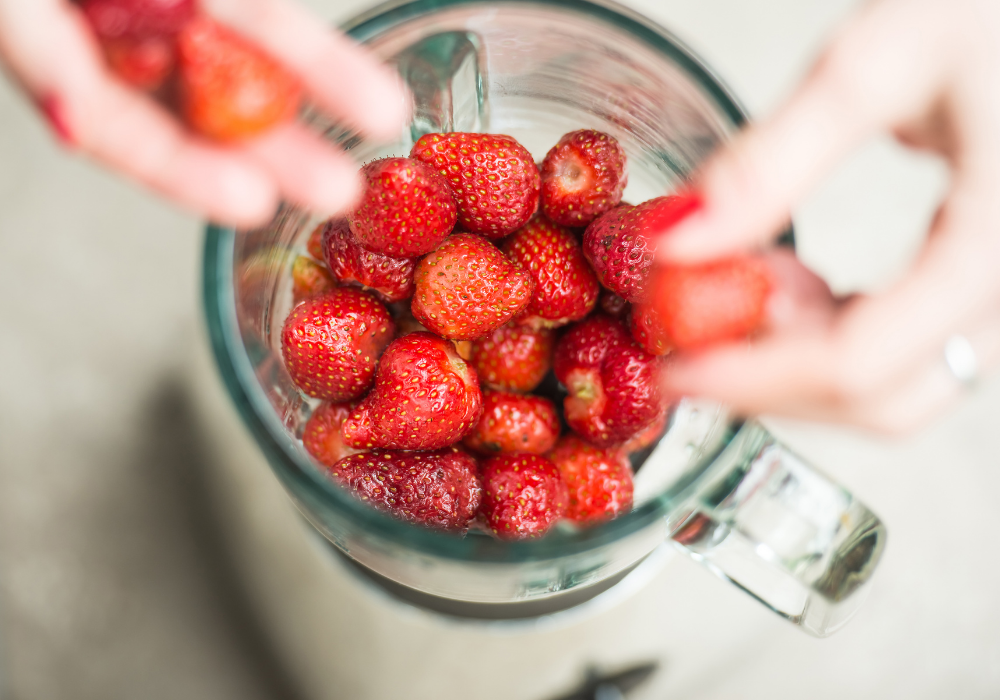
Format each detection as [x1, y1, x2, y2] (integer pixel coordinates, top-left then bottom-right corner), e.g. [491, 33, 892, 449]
[666, 421, 886, 637]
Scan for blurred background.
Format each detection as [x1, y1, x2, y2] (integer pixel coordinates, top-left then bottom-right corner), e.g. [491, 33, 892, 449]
[2, 0, 999, 698]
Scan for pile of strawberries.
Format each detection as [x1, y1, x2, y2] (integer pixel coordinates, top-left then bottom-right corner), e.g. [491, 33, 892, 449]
[79, 0, 300, 140]
[282, 128, 772, 541]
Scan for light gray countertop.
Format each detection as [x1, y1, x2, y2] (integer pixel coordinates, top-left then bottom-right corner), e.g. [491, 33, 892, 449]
[2, 1, 998, 698]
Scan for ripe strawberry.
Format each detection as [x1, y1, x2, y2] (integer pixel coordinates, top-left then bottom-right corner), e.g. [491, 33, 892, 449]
[329, 448, 481, 532]
[629, 302, 671, 356]
[553, 314, 667, 447]
[502, 217, 599, 329]
[619, 409, 668, 455]
[583, 194, 700, 302]
[302, 401, 362, 468]
[280, 288, 394, 401]
[177, 16, 302, 141]
[411, 233, 533, 340]
[80, 0, 195, 40]
[649, 257, 772, 350]
[548, 435, 633, 525]
[540, 130, 627, 227]
[348, 157, 457, 257]
[306, 222, 325, 260]
[101, 36, 175, 90]
[291, 255, 336, 304]
[342, 332, 483, 451]
[410, 132, 540, 239]
[468, 323, 554, 393]
[463, 391, 561, 456]
[318, 217, 416, 302]
[479, 454, 568, 540]
[599, 289, 629, 317]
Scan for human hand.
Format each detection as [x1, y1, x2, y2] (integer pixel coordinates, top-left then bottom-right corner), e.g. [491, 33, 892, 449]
[0, 0, 407, 227]
[655, 0, 1000, 433]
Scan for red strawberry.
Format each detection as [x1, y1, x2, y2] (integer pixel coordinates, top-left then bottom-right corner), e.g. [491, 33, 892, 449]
[280, 288, 394, 401]
[410, 132, 540, 239]
[479, 454, 568, 540]
[101, 36, 175, 90]
[548, 435, 633, 525]
[80, 0, 195, 40]
[411, 233, 533, 340]
[649, 257, 772, 350]
[583, 195, 700, 302]
[318, 217, 416, 302]
[348, 157, 457, 257]
[502, 217, 599, 329]
[540, 130, 627, 227]
[468, 323, 554, 393]
[629, 302, 671, 356]
[177, 16, 301, 141]
[599, 289, 629, 317]
[291, 255, 336, 304]
[619, 409, 668, 455]
[342, 332, 483, 451]
[306, 222, 325, 260]
[553, 314, 667, 447]
[302, 401, 362, 467]
[463, 391, 560, 456]
[329, 448, 481, 532]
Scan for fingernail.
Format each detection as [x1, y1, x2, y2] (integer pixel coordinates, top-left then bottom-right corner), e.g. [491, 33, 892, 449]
[37, 94, 76, 148]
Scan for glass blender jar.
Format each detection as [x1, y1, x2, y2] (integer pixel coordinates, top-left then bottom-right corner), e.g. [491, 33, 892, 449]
[203, 0, 885, 639]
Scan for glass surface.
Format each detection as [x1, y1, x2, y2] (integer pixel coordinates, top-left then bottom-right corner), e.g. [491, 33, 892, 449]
[202, 0, 886, 635]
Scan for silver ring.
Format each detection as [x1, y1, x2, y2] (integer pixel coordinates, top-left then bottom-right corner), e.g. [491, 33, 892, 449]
[944, 334, 979, 387]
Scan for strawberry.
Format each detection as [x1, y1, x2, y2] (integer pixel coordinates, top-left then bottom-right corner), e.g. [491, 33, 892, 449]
[318, 217, 416, 302]
[539, 130, 627, 227]
[342, 332, 483, 451]
[410, 132, 540, 239]
[649, 257, 772, 350]
[548, 435, 633, 525]
[411, 233, 533, 340]
[348, 157, 457, 257]
[302, 401, 362, 467]
[329, 448, 481, 532]
[280, 288, 394, 401]
[468, 323, 554, 393]
[583, 194, 700, 303]
[101, 36, 175, 90]
[599, 289, 629, 317]
[619, 409, 668, 455]
[479, 454, 568, 540]
[306, 222, 325, 260]
[80, 0, 195, 40]
[177, 16, 301, 141]
[291, 255, 336, 304]
[463, 391, 561, 456]
[629, 302, 671, 356]
[502, 217, 599, 329]
[553, 314, 667, 447]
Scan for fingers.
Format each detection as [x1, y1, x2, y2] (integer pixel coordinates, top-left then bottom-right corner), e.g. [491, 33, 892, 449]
[203, 0, 409, 141]
[657, 0, 953, 263]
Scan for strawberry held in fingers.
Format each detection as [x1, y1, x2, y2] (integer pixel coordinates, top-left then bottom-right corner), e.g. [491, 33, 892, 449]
[502, 217, 599, 329]
[280, 288, 394, 401]
[177, 16, 302, 141]
[411, 233, 534, 340]
[548, 435, 633, 525]
[410, 132, 540, 238]
[480, 454, 568, 540]
[463, 391, 561, 456]
[342, 333, 483, 451]
[101, 36, 175, 90]
[468, 324, 554, 393]
[302, 401, 362, 468]
[540, 130, 627, 227]
[554, 314, 667, 447]
[81, 0, 196, 40]
[649, 257, 773, 351]
[319, 217, 417, 302]
[348, 158, 457, 257]
[329, 448, 482, 532]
